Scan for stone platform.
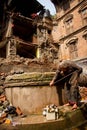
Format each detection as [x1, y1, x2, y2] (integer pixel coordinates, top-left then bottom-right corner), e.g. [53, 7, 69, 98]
[0, 105, 87, 130]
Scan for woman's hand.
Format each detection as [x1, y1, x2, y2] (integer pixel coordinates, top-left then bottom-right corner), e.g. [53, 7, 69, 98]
[49, 80, 54, 86]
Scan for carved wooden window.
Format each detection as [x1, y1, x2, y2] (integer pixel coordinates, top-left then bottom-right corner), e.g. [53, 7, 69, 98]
[82, 8, 87, 16]
[81, 7, 87, 25]
[64, 14, 73, 35]
[69, 42, 78, 59]
[79, 2, 87, 26]
[66, 37, 78, 60]
[66, 18, 73, 34]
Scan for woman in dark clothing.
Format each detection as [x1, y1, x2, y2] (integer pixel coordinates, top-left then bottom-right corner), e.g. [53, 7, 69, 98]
[50, 60, 82, 109]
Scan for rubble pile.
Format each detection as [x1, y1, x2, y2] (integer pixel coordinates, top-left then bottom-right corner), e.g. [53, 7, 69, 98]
[0, 85, 23, 124]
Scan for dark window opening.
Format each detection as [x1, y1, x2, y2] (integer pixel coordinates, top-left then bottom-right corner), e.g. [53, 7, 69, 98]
[12, 15, 38, 59]
[12, 16, 37, 42]
[47, 30, 51, 34]
[0, 45, 6, 58]
[16, 43, 37, 59]
[12, 23, 35, 42]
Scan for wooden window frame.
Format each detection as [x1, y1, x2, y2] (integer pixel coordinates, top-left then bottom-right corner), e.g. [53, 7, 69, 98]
[66, 37, 78, 60]
[63, 14, 74, 35]
[79, 2, 87, 26]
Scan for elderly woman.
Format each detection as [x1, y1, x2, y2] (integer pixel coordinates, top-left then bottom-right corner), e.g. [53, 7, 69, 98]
[50, 60, 82, 110]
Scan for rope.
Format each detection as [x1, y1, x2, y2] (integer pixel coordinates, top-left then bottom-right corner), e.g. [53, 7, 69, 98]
[53, 71, 77, 85]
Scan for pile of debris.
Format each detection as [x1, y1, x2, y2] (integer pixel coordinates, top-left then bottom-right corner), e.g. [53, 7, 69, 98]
[0, 85, 23, 124]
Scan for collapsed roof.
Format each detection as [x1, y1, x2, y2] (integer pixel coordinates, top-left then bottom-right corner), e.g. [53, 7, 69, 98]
[0, 0, 43, 40]
[7, 0, 44, 17]
[0, 0, 43, 17]
[0, 0, 44, 58]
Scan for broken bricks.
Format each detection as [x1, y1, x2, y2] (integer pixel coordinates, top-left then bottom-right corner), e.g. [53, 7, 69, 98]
[0, 95, 7, 102]
[16, 107, 23, 116]
[0, 112, 7, 124]
[0, 85, 23, 124]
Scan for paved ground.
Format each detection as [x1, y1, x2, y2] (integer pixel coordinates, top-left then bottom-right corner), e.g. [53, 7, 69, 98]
[0, 105, 87, 130]
[12, 114, 47, 125]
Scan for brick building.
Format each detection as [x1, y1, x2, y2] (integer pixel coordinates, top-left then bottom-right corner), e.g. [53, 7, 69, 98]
[51, 0, 87, 61]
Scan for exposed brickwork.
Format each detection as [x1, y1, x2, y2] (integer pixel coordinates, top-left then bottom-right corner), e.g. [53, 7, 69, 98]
[52, 0, 87, 61]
